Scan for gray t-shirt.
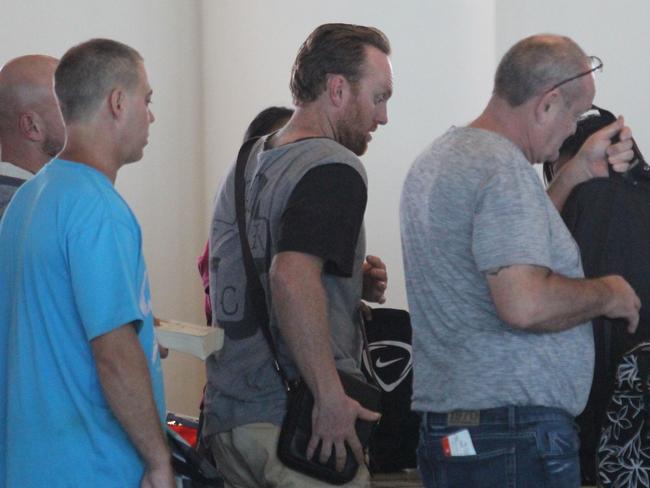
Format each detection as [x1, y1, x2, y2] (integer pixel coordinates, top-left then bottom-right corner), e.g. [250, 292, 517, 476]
[400, 127, 594, 417]
[204, 137, 368, 434]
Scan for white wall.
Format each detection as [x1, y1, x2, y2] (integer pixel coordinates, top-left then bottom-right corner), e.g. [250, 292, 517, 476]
[0, 0, 207, 415]
[200, 0, 498, 311]
[0, 0, 206, 324]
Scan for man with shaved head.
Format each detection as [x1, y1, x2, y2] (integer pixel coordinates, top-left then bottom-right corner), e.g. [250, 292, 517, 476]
[0, 55, 64, 217]
[401, 35, 640, 487]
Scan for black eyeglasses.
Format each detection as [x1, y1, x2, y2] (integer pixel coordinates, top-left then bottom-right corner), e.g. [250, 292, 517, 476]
[545, 56, 603, 93]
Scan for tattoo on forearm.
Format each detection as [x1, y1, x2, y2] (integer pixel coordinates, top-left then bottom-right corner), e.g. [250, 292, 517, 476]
[487, 265, 512, 276]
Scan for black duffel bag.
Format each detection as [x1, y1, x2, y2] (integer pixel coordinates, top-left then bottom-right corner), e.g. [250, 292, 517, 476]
[361, 308, 420, 473]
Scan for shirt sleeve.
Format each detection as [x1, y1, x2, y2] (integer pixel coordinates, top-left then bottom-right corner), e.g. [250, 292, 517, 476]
[472, 164, 553, 272]
[68, 218, 145, 341]
[277, 163, 367, 277]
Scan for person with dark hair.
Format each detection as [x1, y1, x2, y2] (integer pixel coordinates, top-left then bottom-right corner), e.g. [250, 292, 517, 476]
[0, 39, 172, 487]
[203, 23, 391, 487]
[198, 105, 293, 325]
[401, 34, 639, 488]
[542, 106, 617, 185]
[543, 106, 650, 484]
[0, 55, 65, 217]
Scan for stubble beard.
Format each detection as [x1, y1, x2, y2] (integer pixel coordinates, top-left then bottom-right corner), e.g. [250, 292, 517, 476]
[336, 97, 368, 156]
[42, 131, 64, 158]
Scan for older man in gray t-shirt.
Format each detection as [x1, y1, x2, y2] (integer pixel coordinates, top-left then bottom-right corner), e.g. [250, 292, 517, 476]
[401, 35, 640, 488]
[402, 126, 593, 417]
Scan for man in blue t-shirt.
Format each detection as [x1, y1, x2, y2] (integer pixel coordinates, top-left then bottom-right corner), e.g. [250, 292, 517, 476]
[0, 39, 171, 487]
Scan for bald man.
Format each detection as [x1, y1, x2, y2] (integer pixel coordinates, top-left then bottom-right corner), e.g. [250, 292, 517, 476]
[0, 55, 65, 217]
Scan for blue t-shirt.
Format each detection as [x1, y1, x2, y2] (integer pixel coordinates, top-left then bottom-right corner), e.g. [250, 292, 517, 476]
[0, 159, 166, 487]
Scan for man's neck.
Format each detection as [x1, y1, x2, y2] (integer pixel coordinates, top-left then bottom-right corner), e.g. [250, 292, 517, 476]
[58, 147, 120, 184]
[268, 104, 335, 149]
[0, 146, 48, 174]
[60, 125, 122, 184]
[469, 96, 535, 163]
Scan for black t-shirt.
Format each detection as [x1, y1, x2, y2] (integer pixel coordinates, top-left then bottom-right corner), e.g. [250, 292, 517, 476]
[277, 163, 367, 277]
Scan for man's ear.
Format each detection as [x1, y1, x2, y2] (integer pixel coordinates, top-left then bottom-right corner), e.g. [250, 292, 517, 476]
[108, 88, 125, 119]
[534, 89, 561, 124]
[327, 74, 347, 108]
[18, 112, 43, 141]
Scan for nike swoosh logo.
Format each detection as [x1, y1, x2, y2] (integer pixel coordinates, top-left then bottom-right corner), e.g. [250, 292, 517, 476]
[375, 357, 404, 368]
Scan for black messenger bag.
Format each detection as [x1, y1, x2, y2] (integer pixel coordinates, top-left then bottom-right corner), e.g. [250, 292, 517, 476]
[277, 370, 380, 484]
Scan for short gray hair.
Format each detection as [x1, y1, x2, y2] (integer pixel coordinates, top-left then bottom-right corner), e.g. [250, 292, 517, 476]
[494, 35, 588, 107]
[55, 38, 143, 123]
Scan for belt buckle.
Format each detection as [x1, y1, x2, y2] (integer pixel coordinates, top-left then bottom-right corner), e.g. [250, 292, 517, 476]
[447, 410, 480, 426]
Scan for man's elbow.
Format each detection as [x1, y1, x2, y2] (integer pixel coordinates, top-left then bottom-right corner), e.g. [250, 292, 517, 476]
[269, 259, 292, 297]
[91, 324, 139, 373]
[495, 299, 542, 330]
[269, 252, 323, 297]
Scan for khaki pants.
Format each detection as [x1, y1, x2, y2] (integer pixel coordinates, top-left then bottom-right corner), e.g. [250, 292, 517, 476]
[208, 422, 370, 488]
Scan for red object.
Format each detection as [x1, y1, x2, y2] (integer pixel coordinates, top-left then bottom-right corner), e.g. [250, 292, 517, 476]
[441, 436, 451, 457]
[168, 421, 198, 448]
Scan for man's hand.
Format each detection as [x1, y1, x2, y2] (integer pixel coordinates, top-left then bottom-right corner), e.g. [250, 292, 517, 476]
[547, 116, 634, 211]
[572, 116, 634, 178]
[153, 316, 169, 359]
[306, 391, 380, 472]
[599, 275, 641, 333]
[141, 463, 175, 488]
[362, 255, 387, 304]
[92, 324, 172, 487]
[271, 251, 381, 471]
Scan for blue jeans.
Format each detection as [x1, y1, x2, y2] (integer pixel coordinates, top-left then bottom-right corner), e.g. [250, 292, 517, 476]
[417, 405, 581, 488]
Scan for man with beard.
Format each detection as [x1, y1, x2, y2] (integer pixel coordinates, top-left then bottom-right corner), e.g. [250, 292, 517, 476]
[203, 23, 392, 487]
[0, 55, 65, 217]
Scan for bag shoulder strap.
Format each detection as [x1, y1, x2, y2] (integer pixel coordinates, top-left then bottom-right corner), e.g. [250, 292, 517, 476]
[234, 137, 291, 391]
